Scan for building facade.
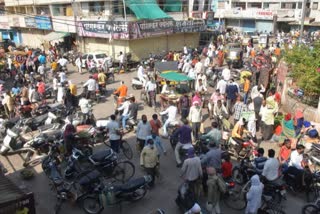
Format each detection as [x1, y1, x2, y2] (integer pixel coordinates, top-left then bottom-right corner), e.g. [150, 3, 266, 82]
[204, 0, 320, 33]
[2, 0, 217, 60]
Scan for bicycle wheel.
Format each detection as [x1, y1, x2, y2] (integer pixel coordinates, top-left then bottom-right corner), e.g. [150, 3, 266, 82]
[82, 196, 103, 214]
[121, 140, 133, 160]
[112, 161, 135, 182]
[307, 185, 320, 203]
[224, 184, 247, 210]
[302, 204, 319, 214]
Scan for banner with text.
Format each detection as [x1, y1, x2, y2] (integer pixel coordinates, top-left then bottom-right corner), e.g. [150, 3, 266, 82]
[78, 19, 206, 40]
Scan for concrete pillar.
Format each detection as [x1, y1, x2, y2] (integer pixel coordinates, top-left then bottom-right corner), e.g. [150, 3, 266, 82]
[317, 96, 320, 122]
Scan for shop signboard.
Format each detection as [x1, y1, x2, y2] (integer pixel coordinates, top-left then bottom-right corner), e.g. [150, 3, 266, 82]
[35, 16, 52, 30]
[25, 17, 37, 28]
[131, 19, 174, 39]
[78, 21, 130, 39]
[0, 16, 10, 30]
[174, 20, 206, 33]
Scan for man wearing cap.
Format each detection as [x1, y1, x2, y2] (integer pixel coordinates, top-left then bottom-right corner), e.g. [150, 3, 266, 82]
[181, 147, 203, 200]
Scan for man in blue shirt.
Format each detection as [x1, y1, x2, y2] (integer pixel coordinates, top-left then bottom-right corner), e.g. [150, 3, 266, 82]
[38, 53, 46, 65]
[173, 119, 192, 167]
[226, 79, 239, 114]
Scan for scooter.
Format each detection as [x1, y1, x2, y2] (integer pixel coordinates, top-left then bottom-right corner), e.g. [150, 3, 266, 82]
[81, 175, 152, 214]
[131, 77, 144, 90]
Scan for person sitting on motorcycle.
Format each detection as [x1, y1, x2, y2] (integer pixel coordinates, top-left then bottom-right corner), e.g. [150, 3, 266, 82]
[172, 119, 192, 168]
[160, 101, 178, 137]
[262, 149, 280, 182]
[201, 121, 222, 147]
[97, 69, 107, 93]
[231, 118, 250, 152]
[117, 97, 131, 129]
[137, 63, 147, 87]
[286, 144, 307, 190]
[252, 148, 268, 175]
[145, 78, 157, 107]
[83, 75, 98, 100]
[113, 81, 128, 106]
[213, 100, 228, 122]
[278, 139, 291, 172]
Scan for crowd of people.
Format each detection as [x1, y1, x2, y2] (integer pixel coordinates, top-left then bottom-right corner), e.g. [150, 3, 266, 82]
[0, 29, 320, 214]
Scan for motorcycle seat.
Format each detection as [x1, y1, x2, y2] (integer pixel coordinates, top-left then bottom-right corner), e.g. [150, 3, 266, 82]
[113, 177, 146, 192]
[33, 114, 48, 124]
[90, 149, 113, 163]
[78, 170, 101, 186]
[182, 143, 193, 150]
[266, 177, 285, 187]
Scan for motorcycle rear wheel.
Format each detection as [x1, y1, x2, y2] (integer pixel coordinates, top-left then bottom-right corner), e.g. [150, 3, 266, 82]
[82, 196, 103, 214]
[224, 184, 247, 210]
[302, 204, 319, 214]
[112, 161, 135, 182]
[232, 167, 245, 185]
[130, 187, 147, 201]
[306, 185, 320, 203]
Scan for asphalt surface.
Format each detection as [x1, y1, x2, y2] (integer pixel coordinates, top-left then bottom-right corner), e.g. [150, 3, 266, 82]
[0, 65, 308, 214]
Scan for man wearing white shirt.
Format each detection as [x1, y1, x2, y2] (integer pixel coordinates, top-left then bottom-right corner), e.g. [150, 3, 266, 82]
[262, 149, 279, 181]
[194, 61, 203, 75]
[160, 102, 178, 136]
[137, 64, 146, 87]
[59, 70, 67, 83]
[118, 98, 131, 129]
[83, 75, 98, 100]
[221, 68, 231, 81]
[58, 57, 68, 68]
[145, 79, 157, 107]
[216, 79, 227, 95]
[188, 65, 196, 89]
[287, 145, 306, 190]
[182, 60, 191, 74]
[118, 51, 126, 73]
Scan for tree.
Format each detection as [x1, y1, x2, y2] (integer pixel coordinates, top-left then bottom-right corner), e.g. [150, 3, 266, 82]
[283, 42, 320, 96]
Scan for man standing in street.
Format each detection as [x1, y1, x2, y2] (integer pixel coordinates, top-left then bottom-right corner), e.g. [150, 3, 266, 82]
[140, 138, 159, 187]
[173, 119, 192, 167]
[188, 101, 202, 141]
[225, 79, 239, 114]
[232, 96, 248, 125]
[181, 147, 203, 199]
[106, 114, 121, 153]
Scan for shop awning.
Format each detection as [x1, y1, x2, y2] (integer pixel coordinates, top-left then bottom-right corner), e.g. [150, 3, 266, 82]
[160, 71, 193, 82]
[43, 32, 70, 41]
[164, 0, 182, 12]
[125, 0, 171, 20]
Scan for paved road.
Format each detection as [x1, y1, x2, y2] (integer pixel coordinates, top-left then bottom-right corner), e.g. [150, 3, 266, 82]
[0, 66, 307, 214]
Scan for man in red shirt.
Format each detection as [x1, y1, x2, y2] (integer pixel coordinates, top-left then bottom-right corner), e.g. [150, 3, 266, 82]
[222, 155, 232, 179]
[37, 80, 46, 101]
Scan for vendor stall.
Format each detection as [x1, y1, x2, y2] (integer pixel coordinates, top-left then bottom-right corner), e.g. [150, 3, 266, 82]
[157, 71, 193, 109]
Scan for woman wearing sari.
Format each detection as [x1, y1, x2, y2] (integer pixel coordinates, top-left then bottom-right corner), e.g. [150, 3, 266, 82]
[279, 113, 298, 149]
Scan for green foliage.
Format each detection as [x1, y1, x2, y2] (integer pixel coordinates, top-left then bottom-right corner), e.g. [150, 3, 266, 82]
[283, 42, 320, 95]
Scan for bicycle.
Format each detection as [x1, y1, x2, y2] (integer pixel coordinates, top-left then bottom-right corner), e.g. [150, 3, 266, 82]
[302, 197, 320, 214]
[104, 137, 133, 160]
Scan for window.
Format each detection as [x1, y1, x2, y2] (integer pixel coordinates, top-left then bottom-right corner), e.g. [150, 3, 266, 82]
[298, 2, 302, 9]
[312, 2, 318, 10]
[281, 3, 296, 9]
[16, 7, 26, 14]
[113, 0, 120, 14]
[89, 2, 105, 14]
[232, 2, 246, 9]
[35, 7, 50, 15]
[248, 2, 262, 8]
[193, 0, 200, 11]
[26, 6, 34, 14]
[52, 4, 73, 16]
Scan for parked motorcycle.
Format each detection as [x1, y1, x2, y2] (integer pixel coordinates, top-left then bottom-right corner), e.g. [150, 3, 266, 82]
[64, 148, 135, 182]
[81, 175, 152, 214]
[224, 134, 258, 161]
